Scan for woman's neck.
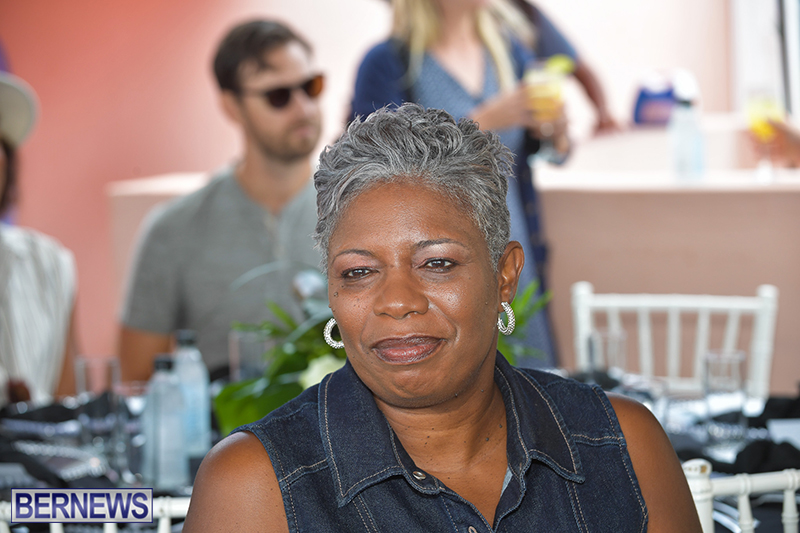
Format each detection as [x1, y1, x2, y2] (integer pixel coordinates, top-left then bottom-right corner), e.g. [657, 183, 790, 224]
[433, 2, 481, 51]
[376, 372, 509, 525]
[429, 3, 485, 95]
[376, 369, 506, 470]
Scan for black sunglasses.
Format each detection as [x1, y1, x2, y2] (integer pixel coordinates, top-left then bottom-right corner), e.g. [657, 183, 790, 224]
[241, 74, 324, 109]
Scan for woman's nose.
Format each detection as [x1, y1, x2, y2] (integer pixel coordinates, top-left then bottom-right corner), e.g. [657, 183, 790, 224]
[372, 269, 429, 319]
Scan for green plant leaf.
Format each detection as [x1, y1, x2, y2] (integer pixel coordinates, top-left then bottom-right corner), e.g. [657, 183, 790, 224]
[215, 295, 346, 434]
[213, 378, 304, 436]
[266, 301, 298, 330]
[496, 279, 551, 365]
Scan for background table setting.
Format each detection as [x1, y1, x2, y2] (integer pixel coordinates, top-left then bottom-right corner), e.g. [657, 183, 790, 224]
[0, 354, 200, 532]
[569, 322, 800, 532]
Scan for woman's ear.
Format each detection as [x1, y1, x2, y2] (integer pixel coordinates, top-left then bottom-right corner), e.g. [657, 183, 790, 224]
[496, 241, 525, 309]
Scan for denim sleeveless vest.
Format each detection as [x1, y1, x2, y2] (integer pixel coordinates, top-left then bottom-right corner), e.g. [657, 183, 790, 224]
[236, 354, 648, 532]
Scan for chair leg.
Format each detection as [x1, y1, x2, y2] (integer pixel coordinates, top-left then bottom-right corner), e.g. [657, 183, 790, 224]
[683, 459, 715, 533]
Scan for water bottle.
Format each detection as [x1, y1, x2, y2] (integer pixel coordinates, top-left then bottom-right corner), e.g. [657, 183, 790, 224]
[668, 69, 704, 183]
[668, 100, 705, 182]
[174, 330, 211, 464]
[142, 355, 189, 490]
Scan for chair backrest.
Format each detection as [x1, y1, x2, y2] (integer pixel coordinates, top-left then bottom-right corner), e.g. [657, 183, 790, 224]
[684, 459, 800, 533]
[571, 282, 778, 399]
[0, 496, 190, 533]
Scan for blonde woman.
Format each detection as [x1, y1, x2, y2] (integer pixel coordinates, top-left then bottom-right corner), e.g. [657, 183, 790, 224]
[350, 0, 565, 361]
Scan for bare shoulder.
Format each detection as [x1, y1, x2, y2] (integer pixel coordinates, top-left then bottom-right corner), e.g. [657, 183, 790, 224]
[607, 393, 666, 436]
[183, 431, 288, 533]
[607, 394, 702, 533]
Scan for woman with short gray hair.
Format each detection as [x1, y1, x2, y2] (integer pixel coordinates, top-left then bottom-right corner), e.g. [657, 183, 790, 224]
[186, 104, 701, 533]
[314, 104, 511, 269]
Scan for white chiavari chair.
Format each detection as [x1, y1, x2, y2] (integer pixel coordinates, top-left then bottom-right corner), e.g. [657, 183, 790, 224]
[684, 458, 800, 533]
[571, 282, 778, 401]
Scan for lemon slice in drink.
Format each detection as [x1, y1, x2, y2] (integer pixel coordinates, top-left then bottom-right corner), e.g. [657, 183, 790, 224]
[544, 54, 575, 75]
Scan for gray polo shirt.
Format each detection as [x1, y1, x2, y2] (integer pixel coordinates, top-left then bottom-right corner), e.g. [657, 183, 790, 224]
[121, 166, 321, 371]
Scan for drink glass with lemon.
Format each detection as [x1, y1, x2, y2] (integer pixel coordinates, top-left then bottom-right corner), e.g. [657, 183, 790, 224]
[525, 55, 573, 159]
[746, 95, 784, 144]
[746, 92, 784, 183]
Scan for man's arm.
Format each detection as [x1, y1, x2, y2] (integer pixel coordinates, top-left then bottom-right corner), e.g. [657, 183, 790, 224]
[118, 204, 181, 381]
[572, 60, 619, 134]
[767, 119, 800, 166]
[118, 326, 171, 382]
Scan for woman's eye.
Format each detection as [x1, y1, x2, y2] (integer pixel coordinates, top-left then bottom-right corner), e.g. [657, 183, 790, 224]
[424, 258, 455, 270]
[342, 268, 372, 279]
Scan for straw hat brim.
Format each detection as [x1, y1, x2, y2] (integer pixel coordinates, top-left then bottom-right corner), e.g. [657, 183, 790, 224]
[0, 72, 39, 147]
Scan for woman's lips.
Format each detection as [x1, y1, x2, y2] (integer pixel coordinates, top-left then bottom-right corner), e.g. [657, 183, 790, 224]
[371, 336, 443, 364]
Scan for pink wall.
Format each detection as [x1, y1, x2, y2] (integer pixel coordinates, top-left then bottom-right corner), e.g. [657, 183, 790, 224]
[0, 1, 734, 360]
[0, 0, 389, 356]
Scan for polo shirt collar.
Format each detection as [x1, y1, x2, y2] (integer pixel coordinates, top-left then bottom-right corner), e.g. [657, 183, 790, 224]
[318, 354, 584, 508]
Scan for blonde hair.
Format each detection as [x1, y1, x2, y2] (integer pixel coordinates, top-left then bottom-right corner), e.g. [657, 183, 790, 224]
[391, 0, 534, 91]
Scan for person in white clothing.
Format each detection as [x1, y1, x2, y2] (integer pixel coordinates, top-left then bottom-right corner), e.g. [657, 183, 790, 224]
[0, 70, 77, 406]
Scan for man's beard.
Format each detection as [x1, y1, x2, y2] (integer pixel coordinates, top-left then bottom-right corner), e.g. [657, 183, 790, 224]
[253, 119, 321, 164]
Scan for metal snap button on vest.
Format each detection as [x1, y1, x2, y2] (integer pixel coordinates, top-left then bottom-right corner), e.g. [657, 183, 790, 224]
[468, 527, 477, 533]
[412, 470, 426, 481]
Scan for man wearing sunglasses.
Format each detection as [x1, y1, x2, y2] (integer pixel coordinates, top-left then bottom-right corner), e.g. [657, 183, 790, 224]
[119, 20, 324, 381]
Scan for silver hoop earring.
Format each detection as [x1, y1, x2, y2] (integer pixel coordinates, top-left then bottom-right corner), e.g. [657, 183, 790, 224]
[497, 302, 515, 336]
[324, 318, 345, 349]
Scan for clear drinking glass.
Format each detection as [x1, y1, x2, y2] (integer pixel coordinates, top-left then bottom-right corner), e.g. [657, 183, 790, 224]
[228, 330, 274, 381]
[588, 329, 628, 377]
[111, 381, 148, 485]
[525, 62, 566, 160]
[702, 350, 748, 462]
[74, 356, 121, 452]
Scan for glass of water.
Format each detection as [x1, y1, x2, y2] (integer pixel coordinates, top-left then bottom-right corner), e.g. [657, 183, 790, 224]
[703, 350, 748, 462]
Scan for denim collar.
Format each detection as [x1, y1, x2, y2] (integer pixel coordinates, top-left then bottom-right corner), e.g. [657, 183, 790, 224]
[318, 353, 585, 508]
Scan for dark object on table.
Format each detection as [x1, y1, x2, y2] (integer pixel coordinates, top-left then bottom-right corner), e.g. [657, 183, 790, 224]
[569, 369, 621, 391]
[673, 398, 800, 475]
[7, 378, 32, 403]
[734, 440, 800, 474]
[1, 398, 77, 422]
[209, 364, 231, 384]
[0, 397, 117, 492]
[749, 393, 800, 427]
[677, 439, 800, 475]
[0, 435, 63, 487]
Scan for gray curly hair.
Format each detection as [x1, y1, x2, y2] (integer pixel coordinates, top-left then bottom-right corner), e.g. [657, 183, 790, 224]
[313, 103, 513, 272]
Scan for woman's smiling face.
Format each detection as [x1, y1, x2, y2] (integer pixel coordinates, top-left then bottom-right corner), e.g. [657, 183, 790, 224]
[327, 180, 521, 409]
